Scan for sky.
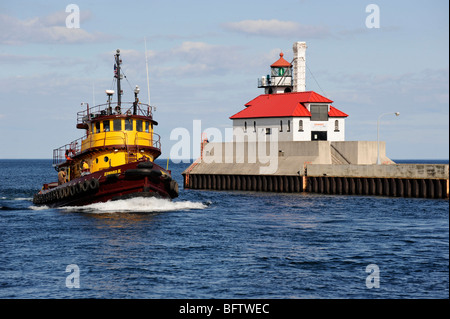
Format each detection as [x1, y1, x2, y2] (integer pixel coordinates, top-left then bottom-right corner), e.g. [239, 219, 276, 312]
[0, 0, 448, 160]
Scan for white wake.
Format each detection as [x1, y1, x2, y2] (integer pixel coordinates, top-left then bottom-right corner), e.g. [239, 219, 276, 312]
[60, 197, 208, 213]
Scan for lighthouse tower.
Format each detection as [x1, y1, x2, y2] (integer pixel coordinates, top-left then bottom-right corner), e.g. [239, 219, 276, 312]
[231, 41, 349, 142]
[257, 52, 293, 94]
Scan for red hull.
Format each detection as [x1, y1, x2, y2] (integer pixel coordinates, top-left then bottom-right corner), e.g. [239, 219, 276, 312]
[33, 161, 178, 208]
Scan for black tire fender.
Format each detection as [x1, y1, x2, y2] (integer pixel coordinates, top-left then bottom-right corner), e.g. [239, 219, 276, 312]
[125, 168, 161, 178]
[137, 161, 154, 169]
[81, 180, 90, 192]
[70, 184, 77, 197]
[168, 180, 179, 198]
[89, 178, 100, 192]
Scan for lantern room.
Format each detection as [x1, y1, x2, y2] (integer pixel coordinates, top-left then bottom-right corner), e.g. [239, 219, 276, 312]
[257, 52, 293, 94]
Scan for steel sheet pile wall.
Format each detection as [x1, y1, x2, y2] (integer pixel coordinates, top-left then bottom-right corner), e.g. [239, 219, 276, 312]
[183, 164, 448, 199]
[185, 174, 304, 193]
[306, 176, 447, 199]
[305, 164, 449, 199]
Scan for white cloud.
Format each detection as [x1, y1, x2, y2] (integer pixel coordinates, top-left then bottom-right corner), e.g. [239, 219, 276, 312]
[113, 42, 250, 78]
[222, 19, 330, 38]
[0, 12, 111, 45]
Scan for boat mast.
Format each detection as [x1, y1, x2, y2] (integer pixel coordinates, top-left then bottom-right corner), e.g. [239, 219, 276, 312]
[144, 38, 151, 107]
[115, 49, 122, 108]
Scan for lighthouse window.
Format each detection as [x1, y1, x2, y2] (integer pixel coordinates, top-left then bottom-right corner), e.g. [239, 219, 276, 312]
[125, 118, 133, 131]
[298, 120, 304, 132]
[244, 121, 247, 132]
[253, 121, 256, 132]
[334, 120, 340, 132]
[266, 128, 271, 135]
[103, 120, 110, 132]
[113, 119, 122, 131]
[136, 120, 143, 132]
[279, 120, 283, 132]
[311, 105, 329, 121]
[287, 120, 291, 132]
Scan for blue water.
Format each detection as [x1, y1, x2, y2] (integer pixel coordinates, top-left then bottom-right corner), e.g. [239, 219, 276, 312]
[0, 159, 448, 299]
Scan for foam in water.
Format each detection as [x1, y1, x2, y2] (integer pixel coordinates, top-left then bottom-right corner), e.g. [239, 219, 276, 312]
[30, 205, 50, 211]
[60, 197, 208, 213]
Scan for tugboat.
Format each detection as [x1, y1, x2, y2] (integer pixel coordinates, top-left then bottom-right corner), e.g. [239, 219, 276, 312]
[33, 49, 179, 207]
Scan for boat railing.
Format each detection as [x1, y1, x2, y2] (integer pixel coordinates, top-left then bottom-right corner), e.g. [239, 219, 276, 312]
[53, 132, 162, 166]
[53, 136, 84, 166]
[77, 102, 154, 125]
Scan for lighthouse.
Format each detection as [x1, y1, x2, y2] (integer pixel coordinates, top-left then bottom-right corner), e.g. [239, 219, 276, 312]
[182, 41, 408, 194]
[231, 42, 348, 142]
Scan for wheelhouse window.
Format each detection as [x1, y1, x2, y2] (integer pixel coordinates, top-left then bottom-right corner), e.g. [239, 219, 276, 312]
[145, 121, 150, 133]
[310, 104, 329, 121]
[95, 122, 100, 133]
[125, 118, 133, 131]
[136, 120, 143, 132]
[103, 120, 110, 132]
[113, 119, 122, 131]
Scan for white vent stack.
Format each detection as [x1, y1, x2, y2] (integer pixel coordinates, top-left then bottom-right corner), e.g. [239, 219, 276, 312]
[292, 41, 307, 92]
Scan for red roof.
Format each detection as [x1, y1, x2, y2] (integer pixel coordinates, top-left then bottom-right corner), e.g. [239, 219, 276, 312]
[271, 52, 292, 68]
[230, 91, 348, 119]
[328, 106, 348, 117]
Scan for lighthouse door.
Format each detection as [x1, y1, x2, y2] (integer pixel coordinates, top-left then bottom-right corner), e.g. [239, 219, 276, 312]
[311, 131, 327, 141]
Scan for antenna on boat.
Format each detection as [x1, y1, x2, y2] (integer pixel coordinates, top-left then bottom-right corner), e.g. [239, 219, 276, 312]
[114, 49, 122, 109]
[144, 38, 151, 107]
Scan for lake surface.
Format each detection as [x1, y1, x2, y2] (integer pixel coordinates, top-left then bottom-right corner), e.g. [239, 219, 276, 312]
[0, 159, 448, 299]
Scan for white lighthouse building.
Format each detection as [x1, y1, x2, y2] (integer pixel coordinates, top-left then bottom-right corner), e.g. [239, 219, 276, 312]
[230, 42, 348, 142]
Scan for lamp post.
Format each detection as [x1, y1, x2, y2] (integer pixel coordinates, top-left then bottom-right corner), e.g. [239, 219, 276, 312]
[377, 112, 400, 164]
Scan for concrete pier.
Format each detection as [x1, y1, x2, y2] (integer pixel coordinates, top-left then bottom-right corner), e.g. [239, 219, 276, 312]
[305, 164, 449, 199]
[183, 164, 448, 199]
[182, 141, 449, 199]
